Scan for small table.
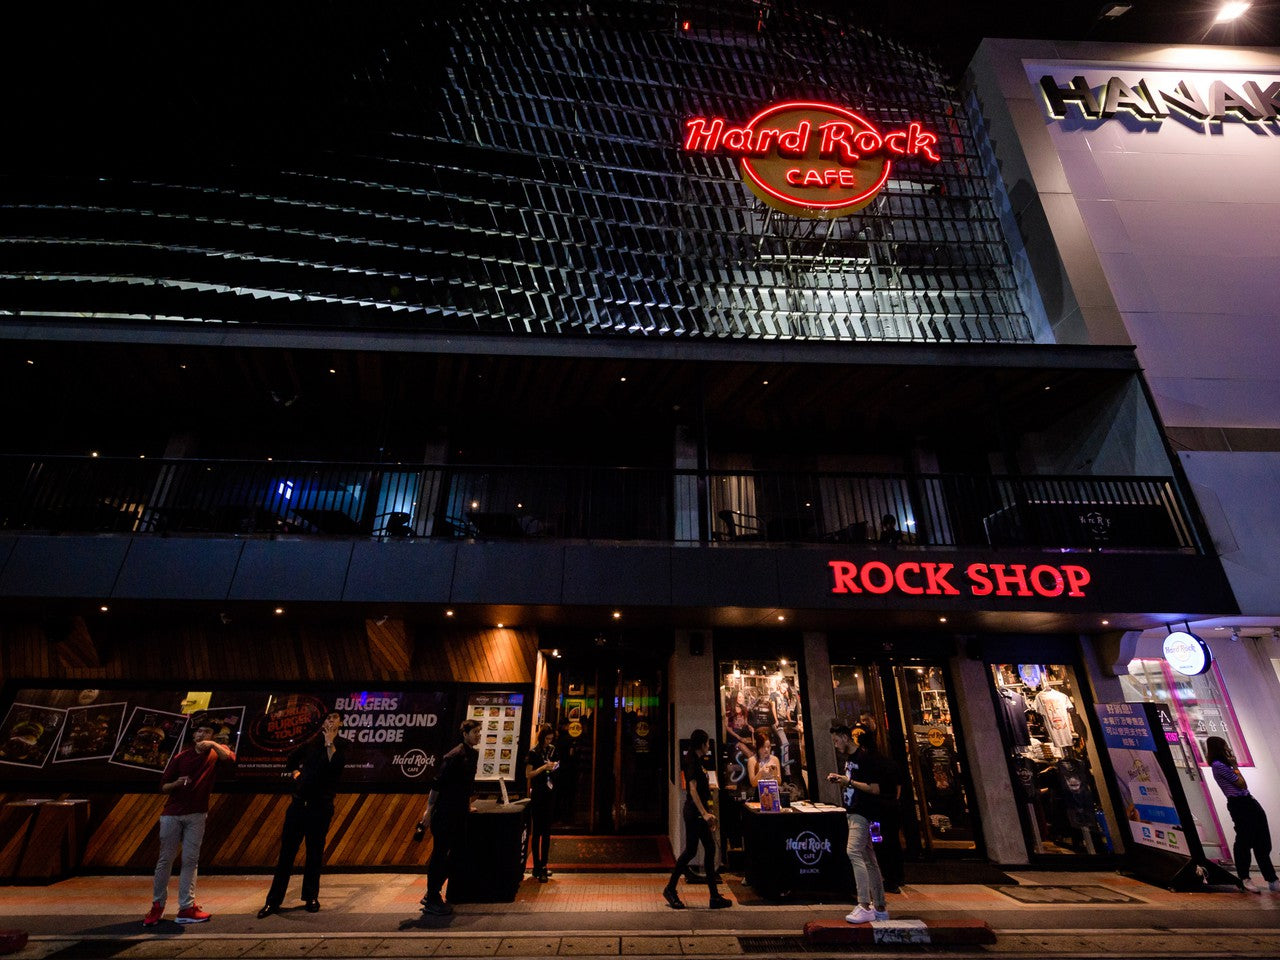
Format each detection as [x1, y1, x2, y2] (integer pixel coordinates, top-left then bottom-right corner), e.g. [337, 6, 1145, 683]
[740, 804, 851, 899]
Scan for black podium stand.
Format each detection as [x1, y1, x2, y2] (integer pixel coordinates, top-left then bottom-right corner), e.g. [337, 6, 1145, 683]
[741, 805, 851, 899]
[445, 798, 531, 903]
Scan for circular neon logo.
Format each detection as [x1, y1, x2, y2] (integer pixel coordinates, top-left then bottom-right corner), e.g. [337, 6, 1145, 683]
[1163, 631, 1212, 676]
[682, 101, 939, 218]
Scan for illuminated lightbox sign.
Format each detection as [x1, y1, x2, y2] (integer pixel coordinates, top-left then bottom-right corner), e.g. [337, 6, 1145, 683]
[682, 101, 940, 218]
[1162, 631, 1213, 676]
[1039, 74, 1280, 124]
[828, 560, 1091, 599]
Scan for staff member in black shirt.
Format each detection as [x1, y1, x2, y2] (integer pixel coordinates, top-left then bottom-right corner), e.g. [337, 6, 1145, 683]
[419, 718, 482, 915]
[663, 728, 732, 910]
[258, 711, 346, 917]
[525, 723, 559, 882]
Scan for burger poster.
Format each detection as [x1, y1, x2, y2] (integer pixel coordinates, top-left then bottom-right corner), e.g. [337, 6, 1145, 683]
[0, 702, 65, 768]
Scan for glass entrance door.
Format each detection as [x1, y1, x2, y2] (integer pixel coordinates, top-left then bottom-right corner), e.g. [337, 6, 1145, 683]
[831, 660, 978, 856]
[545, 649, 665, 834]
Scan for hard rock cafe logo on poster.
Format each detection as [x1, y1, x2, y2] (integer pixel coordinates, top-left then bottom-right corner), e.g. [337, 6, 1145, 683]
[392, 748, 433, 778]
[785, 829, 832, 866]
[682, 101, 940, 218]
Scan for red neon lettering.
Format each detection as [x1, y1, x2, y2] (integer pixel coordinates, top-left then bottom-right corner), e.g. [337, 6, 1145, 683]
[1030, 565, 1065, 597]
[777, 120, 810, 155]
[754, 128, 779, 152]
[722, 126, 753, 150]
[853, 130, 882, 153]
[992, 564, 1033, 597]
[907, 122, 941, 161]
[683, 118, 724, 151]
[894, 562, 923, 595]
[860, 561, 894, 594]
[829, 561, 861, 594]
[801, 169, 824, 186]
[967, 563, 993, 596]
[885, 130, 908, 154]
[818, 121, 859, 162]
[923, 563, 961, 596]
[786, 168, 803, 185]
[1062, 565, 1091, 597]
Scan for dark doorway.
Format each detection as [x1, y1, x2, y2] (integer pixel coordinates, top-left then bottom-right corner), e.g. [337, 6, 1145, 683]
[543, 635, 668, 835]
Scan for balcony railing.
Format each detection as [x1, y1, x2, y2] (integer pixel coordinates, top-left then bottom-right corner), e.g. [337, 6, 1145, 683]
[0, 455, 1203, 553]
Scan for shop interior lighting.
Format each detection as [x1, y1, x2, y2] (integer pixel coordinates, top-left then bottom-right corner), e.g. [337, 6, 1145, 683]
[1214, 2, 1251, 22]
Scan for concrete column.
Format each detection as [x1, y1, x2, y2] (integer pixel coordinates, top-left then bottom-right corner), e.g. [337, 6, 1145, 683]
[802, 632, 840, 801]
[949, 654, 1029, 865]
[669, 629, 716, 866]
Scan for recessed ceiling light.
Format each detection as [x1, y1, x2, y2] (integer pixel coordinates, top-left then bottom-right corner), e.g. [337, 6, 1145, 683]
[99, 605, 109, 612]
[329, 368, 336, 374]
[496, 623, 505, 629]
[26, 359, 35, 365]
[762, 380, 769, 385]
[1101, 620, 1110, 626]
[777, 614, 786, 621]
[939, 616, 948, 623]
[90, 451, 99, 458]
[445, 610, 454, 617]
[1214, 1, 1252, 23]
[612, 611, 622, 619]
[620, 376, 627, 382]
[274, 607, 285, 615]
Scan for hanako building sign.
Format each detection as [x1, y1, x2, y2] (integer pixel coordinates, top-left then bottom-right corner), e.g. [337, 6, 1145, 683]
[1038, 72, 1280, 124]
[683, 100, 940, 217]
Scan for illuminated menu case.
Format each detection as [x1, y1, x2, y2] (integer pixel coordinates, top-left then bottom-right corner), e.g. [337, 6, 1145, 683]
[468, 691, 524, 782]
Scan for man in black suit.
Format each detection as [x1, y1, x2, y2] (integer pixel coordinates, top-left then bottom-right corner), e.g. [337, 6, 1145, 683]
[258, 711, 346, 917]
[419, 718, 483, 915]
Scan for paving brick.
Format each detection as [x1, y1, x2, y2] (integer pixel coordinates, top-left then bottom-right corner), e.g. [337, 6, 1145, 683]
[307, 938, 393, 957]
[497, 937, 559, 956]
[238, 939, 325, 958]
[436, 937, 502, 957]
[370, 939, 443, 957]
[180, 940, 273, 958]
[620, 936, 682, 955]
[558, 937, 619, 955]
[678, 935, 741, 955]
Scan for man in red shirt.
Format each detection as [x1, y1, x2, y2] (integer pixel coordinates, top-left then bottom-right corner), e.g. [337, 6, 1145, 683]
[143, 722, 236, 926]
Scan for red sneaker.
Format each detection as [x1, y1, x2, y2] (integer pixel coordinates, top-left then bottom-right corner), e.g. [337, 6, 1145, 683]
[176, 904, 211, 924]
[142, 901, 164, 926]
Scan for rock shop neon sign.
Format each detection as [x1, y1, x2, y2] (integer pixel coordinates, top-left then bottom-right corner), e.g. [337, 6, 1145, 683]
[682, 100, 940, 217]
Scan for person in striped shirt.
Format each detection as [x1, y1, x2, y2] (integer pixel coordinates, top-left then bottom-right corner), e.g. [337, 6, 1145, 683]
[1206, 736, 1278, 894]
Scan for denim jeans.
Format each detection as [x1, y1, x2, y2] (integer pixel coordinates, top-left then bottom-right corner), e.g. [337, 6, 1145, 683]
[846, 813, 885, 909]
[153, 812, 207, 908]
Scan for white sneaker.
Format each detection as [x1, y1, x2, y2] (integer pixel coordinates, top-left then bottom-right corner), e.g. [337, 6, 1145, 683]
[1241, 878, 1263, 893]
[1268, 880, 1280, 894]
[845, 905, 876, 924]
[874, 908, 890, 920]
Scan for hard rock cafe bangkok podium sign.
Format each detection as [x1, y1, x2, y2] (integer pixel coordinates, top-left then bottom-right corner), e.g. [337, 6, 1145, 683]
[683, 100, 940, 217]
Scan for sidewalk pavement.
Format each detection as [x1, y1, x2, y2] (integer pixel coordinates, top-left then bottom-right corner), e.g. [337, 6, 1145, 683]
[3, 869, 1280, 958]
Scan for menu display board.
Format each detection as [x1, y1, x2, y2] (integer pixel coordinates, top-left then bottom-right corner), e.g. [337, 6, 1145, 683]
[0, 683, 527, 789]
[468, 691, 524, 782]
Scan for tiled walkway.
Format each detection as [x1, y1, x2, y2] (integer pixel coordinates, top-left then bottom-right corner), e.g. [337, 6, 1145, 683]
[3, 870, 1280, 958]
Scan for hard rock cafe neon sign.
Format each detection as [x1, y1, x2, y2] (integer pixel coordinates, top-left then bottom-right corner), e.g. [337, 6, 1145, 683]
[682, 100, 940, 218]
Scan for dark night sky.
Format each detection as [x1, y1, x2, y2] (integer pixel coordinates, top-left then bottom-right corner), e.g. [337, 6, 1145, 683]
[1, 1, 1275, 171]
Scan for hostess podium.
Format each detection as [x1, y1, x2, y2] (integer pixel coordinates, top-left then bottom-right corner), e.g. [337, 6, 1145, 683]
[445, 797, 531, 903]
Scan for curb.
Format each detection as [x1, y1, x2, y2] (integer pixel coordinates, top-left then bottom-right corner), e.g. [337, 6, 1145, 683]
[804, 917, 996, 946]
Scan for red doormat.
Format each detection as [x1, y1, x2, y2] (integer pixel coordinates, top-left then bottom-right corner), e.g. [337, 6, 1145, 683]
[544, 835, 675, 871]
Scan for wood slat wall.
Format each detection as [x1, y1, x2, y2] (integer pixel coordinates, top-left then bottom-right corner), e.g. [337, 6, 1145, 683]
[0, 616, 538, 869]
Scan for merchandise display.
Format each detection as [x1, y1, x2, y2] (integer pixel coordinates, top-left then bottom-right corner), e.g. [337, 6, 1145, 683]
[990, 663, 1108, 855]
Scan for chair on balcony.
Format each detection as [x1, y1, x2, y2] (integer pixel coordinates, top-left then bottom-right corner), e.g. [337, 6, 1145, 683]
[716, 509, 766, 541]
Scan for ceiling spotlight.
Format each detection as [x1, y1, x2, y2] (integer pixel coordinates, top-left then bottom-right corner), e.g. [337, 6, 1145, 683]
[274, 607, 285, 615]
[1099, 2, 1133, 19]
[496, 623, 505, 629]
[1101, 619, 1110, 626]
[99, 605, 109, 613]
[777, 614, 786, 622]
[612, 611, 622, 619]
[445, 609, 454, 617]
[939, 616, 948, 623]
[1214, 1, 1251, 23]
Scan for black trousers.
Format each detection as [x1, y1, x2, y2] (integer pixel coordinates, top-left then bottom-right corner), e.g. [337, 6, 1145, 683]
[266, 797, 334, 905]
[876, 810, 905, 889]
[1228, 794, 1278, 883]
[426, 815, 465, 899]
[668, 806, 719, 895]
[530, 794, 553, 871]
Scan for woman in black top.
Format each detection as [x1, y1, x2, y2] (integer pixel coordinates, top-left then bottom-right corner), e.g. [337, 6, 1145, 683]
[663, 728, 732, 910]
[525, 723, 559, 882]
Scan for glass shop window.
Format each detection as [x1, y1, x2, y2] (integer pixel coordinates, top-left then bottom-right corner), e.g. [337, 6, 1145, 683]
[1119, 659, 1251, 766]
[718, 659, 809, 804]
[990, 663, 1111, 856]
